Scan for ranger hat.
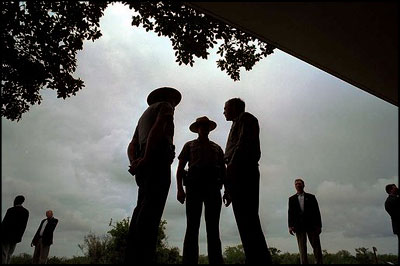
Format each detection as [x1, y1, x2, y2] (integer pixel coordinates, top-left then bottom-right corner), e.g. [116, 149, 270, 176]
[189, 116, 217, 133]
[147, 87, 182, 107]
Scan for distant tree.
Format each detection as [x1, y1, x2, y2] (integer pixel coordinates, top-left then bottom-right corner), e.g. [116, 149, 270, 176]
[223, 244, 246, 264]
[78, 232, 112, 264]
[355, 247, 374, 264]
[9, 253, 32, 264]
[78, 218, 181, 264]
[1, 1, 275, 121]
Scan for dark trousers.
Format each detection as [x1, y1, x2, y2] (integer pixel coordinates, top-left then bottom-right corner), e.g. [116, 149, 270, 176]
[230, 165, 272, 264]
[124, 164, 171, 264]
[182, 184, 224, 264]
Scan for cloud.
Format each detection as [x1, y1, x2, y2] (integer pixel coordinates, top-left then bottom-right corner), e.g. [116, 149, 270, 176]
[2, 2, 398, 258]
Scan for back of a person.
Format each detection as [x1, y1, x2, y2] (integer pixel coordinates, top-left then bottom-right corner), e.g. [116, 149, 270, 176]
[2, 205, 29, 243]
[136, 101, 175, 162]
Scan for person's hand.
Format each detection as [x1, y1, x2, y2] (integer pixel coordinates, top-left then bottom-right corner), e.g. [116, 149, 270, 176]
[31, 242, 34, 247]
[177, 188, 186, 204]
[128, 158, 145, 176]
[289, 227, 296, 236]
[223, 191, 232, 207]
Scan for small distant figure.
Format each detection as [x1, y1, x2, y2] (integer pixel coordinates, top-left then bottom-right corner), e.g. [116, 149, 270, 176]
[384, 183, 399, 265]
[31, 210, 58, 264]
[288, 178, 323, 264]
[1, 195, 29, 264]
[176, 116, 226, 264]
[223, 98, 272, 264]
[125, 87, 181, 264]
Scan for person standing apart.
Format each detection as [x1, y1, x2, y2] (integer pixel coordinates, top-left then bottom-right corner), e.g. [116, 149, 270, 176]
[125, 87, 181, 264]
[223, 97, 272, 264]
[288, 178, 323, 264]
[31, 210, 58, 264]
[384, 183, 399, 265]
[1, 195, 29, 264]
[177, 116, 226, 264]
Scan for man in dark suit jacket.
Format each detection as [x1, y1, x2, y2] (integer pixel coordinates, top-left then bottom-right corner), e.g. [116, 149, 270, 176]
[288, 178, 323, 264]
[31, 210, 58, 264]
[1, 195, 29, 264]
[384, 183, 399, 265]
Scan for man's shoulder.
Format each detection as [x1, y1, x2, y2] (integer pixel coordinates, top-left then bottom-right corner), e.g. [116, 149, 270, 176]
[209, 140, 223, 150]
[289, 194, 298, 200]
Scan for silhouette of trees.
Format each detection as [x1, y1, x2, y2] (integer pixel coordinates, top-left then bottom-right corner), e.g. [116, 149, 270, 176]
[77, 218, 180, 264]
[2, 1, 275, 121]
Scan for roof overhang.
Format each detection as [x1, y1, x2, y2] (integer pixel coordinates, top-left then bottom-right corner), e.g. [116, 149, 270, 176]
[187, 2, 398, 106]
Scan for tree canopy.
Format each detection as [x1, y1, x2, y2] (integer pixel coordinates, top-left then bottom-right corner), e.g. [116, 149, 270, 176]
[1, 1, 275, 121]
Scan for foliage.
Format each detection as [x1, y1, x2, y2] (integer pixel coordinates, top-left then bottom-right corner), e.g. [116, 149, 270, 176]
[223, 244, 246, 264]
[77, 217, 181, 264]
[1, 1, 108, 121]
[10, 246, 398, 264]
[1, 1, 275, 121]
[78, 232, 112, 264]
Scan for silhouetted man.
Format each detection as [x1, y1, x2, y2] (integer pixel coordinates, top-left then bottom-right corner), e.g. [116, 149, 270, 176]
[31, 210, 58, 264]
[125, 87, 181, 264]
[223, 98, 272, 264]
[385, 183, 399, 265]
[288, 178, 323, 264]
[177, 116, 226, 264]
[2, 195, 29, 264]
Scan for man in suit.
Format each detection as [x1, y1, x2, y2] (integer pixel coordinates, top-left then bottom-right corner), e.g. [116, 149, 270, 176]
[288, 178, 323, 264]
[223, 98, 272, 264]
[125, 87, 181, 264]
[31, 210, 58, 264]
[1, 195, 29, 264]
[384, 183, 399, 265]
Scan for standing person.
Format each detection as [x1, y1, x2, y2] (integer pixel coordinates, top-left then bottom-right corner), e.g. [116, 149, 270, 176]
[31, 210, 58, 264]
[384, 183, 399, 265]
[223, 98, 272, 264]
[125, 87, 181, 264]
[1, 195, 29, 264]
[288, 178, 323, 264]
[176, 116, 226, 264]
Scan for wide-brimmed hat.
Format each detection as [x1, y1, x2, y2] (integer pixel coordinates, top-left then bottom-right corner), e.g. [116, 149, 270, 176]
[147, 87, 182, 106]
[189, 116, 217, 133]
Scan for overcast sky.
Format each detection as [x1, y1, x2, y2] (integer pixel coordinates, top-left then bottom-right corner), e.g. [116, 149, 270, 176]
[2, 3, 398, 258]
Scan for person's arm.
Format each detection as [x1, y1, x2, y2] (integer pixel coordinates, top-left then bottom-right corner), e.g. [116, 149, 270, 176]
[127, 128, 139, 166]
[288, 197, 296, 235]
[312, 195, 322, 234]
[176, 159, 187, 204]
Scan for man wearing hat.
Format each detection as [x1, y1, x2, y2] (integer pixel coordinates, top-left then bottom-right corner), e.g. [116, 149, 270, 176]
[176, 116, 226, 264]
[125, 87, 181, 264]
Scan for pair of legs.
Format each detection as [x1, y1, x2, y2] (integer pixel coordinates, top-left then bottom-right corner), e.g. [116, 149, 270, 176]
[32, 238, 50, 264]
[183, 184, 224, 264]
[295, 230, 323, 264]
[2, 241, 16, 264]
[124, 164, 171, 264]
[230, 165, 272, 264]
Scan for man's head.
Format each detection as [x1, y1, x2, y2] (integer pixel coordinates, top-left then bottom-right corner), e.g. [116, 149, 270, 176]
[14, 195, 25, 206]
[46, 210, 54, 219]
[385, 184, 398, 195]
[294, 178, 305, 194]
[189, 116, 217, 138]
[147, 87, 181, 107]
[224, 98, 245, 121]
